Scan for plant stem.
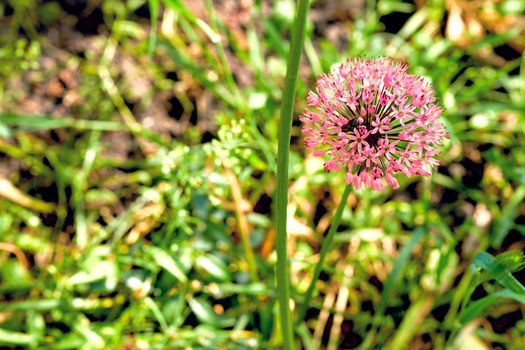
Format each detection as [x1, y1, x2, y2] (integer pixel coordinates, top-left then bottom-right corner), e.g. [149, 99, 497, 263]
[387, 294, 434, 350]
[275, 0, 310, 349]
[296, 184, 352, 324]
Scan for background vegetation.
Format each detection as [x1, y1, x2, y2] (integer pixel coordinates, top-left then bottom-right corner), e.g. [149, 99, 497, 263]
[0, 0, 524, 349]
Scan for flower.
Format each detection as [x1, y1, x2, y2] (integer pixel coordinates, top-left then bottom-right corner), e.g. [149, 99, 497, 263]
[300, 58, 448, 190]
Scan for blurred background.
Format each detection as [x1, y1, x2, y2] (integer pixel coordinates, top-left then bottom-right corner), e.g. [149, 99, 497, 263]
[0, 0, 524, 349]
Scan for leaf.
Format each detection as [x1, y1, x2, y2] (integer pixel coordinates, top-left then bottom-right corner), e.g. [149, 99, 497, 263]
[68, 260, 118, 291]
[296, 323, 320, 350]
[146, 246, 188, 283]
[213, 282, 268, 296]
[163, 0, 220, 42]
[0, 328, 35, 345]
[195, 255, 230, 282]
[188, 298, 219, 327]
[380, 227, 426, 308]
[495, 250, 525, 272]
[68, 246, 118, 291]
[471, 251, 525, 295]
[0, 122, 11, 138]
[0, 299, 61, 312]
[399, 9, 428, 39]
[162, 288, 188, 329]
[26, 310, 45, 344]
[459, 289, 525, 324]
[147, 0, 159, 56]
[0, 113, 124, 131]
[73, 315, 105, 348]
[53, 333, 86, 350]
[247, 27, 263, 73]
[144, 297, 168, 332]
[492, 185, 525, 246]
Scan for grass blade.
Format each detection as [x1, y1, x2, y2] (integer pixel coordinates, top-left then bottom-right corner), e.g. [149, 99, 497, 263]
[492, 185, 525, 246]
[459, 289, 525, 324]
[147, 0, 159, 56]
[471, 251, 525, 294]
[0, 113, 124, 131]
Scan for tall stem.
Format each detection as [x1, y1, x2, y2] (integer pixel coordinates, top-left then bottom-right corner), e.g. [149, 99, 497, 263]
[296, 184, 352, 324]
[275, 0, 310, 349]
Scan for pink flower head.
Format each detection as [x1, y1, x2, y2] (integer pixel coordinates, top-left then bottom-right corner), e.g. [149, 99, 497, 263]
[301, 58, 448, 190]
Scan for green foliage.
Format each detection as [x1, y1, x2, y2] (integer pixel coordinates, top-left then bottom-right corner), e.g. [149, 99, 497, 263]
[0, 0, 524, 349]
[458, 251, 525, 326]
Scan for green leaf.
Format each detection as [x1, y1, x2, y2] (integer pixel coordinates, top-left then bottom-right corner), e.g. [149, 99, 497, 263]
[68, 246, 118, 291]
[459, 289, 525, 324]
[188, 298, 219, 327]
[0, 121, 11, 138]
[380, 227, 426, 308]
[26, 310, 45, 345]
[492, 185, 525, 246]
[73, 314, 105, 348]
[213, 282, 268, 296]
[147, 0, 159, 56]
[144, 297, 169, 332]
[163, 0, 220, 42]
[195, 255, 230, 282]
[471, 251, 525, 294]
[398, 9, 428, 39]
[53, 333, 86, 350]
[0, 299, 61, 312]
[189, 298, 219, 327]
[0, 328, 35, 345]
[0, 113, 124, 131]
[495, 250, 525, 272]
[146, 246, 188, 283]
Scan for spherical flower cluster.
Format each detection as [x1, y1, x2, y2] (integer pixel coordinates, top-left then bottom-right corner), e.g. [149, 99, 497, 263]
[300, 58, 448, 190]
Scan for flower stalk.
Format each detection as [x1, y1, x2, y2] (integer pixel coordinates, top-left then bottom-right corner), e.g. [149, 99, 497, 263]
[296, 57, 448, 337]
[275, 0, 310, 349]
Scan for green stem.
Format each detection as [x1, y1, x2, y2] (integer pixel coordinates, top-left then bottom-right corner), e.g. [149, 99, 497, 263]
[275, 0, 310, 349]
[387, 294, 434, 350]
[296, 184, 352, 324]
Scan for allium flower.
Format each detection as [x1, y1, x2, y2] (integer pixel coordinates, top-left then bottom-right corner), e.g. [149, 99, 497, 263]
[300, 58, 448, 190]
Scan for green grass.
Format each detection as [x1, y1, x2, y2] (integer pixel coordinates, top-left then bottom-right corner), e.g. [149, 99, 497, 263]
[0, 0, 524, 349]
